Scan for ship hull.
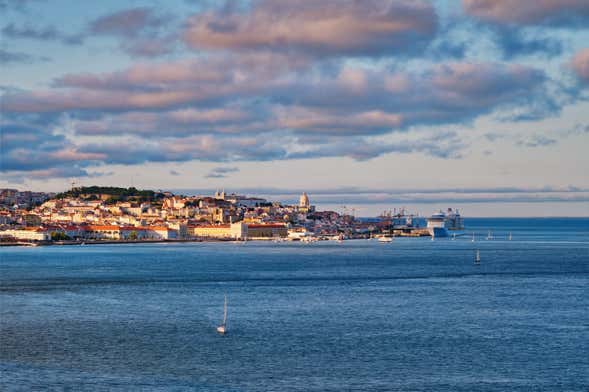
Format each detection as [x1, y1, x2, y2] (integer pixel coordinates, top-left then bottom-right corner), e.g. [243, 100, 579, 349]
[429, 228, 466, 238]
[429, 227, 448, 238]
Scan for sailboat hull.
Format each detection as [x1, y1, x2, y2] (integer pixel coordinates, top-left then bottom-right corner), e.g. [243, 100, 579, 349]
[217, 325, 226, 335]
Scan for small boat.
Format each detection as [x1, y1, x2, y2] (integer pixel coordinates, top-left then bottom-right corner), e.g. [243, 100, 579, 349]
[486, 230, 493, 240]
[216, 295, 228, 335]
[452, 233, 456, 240]
[508, 232, 512, 241]
[378, 236, 393, 243]
[471, 233, 475, 242]
[475, 249, 480, 265]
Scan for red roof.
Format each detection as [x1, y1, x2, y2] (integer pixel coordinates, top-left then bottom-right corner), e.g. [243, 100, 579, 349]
[87, 225, 121, 230]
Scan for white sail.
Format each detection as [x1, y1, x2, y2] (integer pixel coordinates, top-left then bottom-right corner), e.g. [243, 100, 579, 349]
[222, 295, 227, 326]
[475, 249, 480, 264]
[217, 295, 228, 335]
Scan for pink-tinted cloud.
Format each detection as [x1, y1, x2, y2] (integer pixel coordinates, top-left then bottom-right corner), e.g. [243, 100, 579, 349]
[282, 62, 547, 127]
[4, 53, 311, 113]
[3, 58, 549, 135]
[184, 0, 437, 56]
[463, 0, 589, 25]
[571, 48, 589, 83]
[54, 60, 228, 90]
[53, 52, 308, 91]
[2, 89, 202, 113]
[85, 6, 177, 57]
[73, 108, 259, 136]
[276, 107, 403, 135]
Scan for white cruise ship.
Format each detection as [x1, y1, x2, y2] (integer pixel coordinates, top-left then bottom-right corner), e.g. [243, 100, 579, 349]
[426, 208, 464, 238]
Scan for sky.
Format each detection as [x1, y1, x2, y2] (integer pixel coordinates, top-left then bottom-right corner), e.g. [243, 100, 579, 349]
[1, 0, 588, 217]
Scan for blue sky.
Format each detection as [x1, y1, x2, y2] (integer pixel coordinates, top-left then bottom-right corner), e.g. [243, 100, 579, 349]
[1, 0, 588, 216]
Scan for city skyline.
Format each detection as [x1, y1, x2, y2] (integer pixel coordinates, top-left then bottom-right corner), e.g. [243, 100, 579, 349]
[2, 0, 589, 217]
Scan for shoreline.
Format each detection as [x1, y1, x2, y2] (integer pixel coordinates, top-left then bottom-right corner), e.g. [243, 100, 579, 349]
[0, 235, 417, 247]
[0, 237, 344, 247]
[0, 238, 241, 247]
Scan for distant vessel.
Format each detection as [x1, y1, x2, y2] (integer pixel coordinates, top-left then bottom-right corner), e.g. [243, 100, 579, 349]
[426, 208, 464, 238]
[378, 236, 393, 243]
[475, 249, 480, 265]
[486, 230, 493, 240]
[508, 232, 512, 241]
[216, 295, 228, 335]
[471, 233, 475, 242]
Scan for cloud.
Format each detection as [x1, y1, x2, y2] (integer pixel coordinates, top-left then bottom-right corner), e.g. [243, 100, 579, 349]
[516, 134, 558, 147]
[89, 7, 169, 37]
[0, 123, 102, 178]
[461, 1, 588, 58]
[184, 0, 437, 57]
[279, 62, 550, 130]
[1, 56, 559, 182]
[275, 107, 402, 136]
[87, 7, 176, 57]
[571, 48, 589, 83]
[0, 0, 44, 12]
[4, 52, 308, 114]
[0, 17, 570, 184]
[0, 49, 49, 64]
[484, 132, 505, 142]
[2, 7, 177, 57]
[3, 59, 550, 134]
[70, 107, 264, 138]
[171, 186, 589, 205]
[1, 23, 84, 45]
[463, 0, 589, 26]
[205, 166, 239, 178]
[288, 132, 466, 161]
[119, 35, 177, 58]
[2, 127, 466, 181]
[495, 29, 563, 59]
[567, 123, 589, 135]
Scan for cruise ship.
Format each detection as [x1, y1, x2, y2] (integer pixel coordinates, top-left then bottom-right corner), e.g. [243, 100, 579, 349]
[426, 208, 464, 238]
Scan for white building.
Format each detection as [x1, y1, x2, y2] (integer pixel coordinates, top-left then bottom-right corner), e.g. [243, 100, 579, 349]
[0, 228, 50, 241]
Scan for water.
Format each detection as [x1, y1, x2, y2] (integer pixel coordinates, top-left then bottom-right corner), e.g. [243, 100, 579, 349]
[1, 218, 588, 391]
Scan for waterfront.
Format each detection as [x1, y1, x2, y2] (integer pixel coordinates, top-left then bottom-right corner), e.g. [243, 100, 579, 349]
[1, 218, 588, 391]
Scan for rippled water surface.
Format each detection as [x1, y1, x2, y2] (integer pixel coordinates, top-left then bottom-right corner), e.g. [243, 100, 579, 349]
[1, 218, 588, 391]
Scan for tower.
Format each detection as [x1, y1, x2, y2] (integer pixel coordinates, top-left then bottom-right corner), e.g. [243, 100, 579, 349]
[299, 192, 310, 208]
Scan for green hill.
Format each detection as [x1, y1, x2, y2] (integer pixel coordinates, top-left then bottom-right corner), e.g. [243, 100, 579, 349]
[54, 186, 164, 204]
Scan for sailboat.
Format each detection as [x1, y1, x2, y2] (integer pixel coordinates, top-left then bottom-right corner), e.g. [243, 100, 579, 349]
[471, 233, 475, 242]
[475, 249, 480, 265]
[508, 232, 512, 241]
[486, 230, 493, 240]
[216, 295, 228, 335]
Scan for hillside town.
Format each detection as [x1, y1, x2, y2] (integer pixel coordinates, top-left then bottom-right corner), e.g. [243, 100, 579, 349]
[0, 187, 432, 246]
